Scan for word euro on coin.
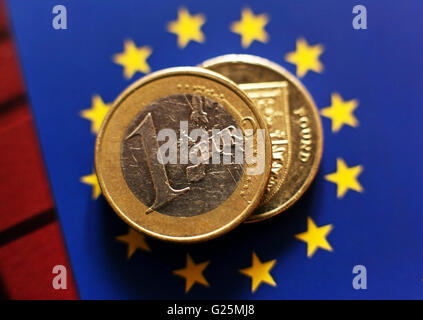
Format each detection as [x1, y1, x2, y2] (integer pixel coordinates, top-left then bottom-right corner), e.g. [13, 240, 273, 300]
[201, 55, 323, 222]
[95, 67, 271, 242]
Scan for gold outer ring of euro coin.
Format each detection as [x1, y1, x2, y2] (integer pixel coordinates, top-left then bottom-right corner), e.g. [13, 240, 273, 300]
[95, 67, 272, 242]
[201, 54, 323, 222]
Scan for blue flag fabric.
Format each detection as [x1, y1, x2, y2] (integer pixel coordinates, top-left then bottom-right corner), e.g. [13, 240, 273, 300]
[6, 0, 423, 299]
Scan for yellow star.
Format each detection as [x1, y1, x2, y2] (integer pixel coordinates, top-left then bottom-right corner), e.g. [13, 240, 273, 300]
[239, 252, 276, 293]
[231, 8, 269, 48]
[167, 7, 205, 48]
[116, 228, 151, 259]
[173, 254, 209, 293]
[113, 39, 152, 79]
[296, 217, 333, 258]
[80, 95, 110, 134]
[321, 93, 359, 132]
[80, 172, 101, 199]
[285, 37, 324, 77]
[325, 158, 364, 198]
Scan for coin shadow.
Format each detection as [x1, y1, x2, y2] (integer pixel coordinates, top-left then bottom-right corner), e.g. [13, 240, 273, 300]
[95, 171, 324, 299]
[191, 174, 323, 299]
[95, 196, 189, 299]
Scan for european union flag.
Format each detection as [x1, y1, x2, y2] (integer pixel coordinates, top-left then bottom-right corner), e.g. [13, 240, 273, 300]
[6, 0, 423, 299]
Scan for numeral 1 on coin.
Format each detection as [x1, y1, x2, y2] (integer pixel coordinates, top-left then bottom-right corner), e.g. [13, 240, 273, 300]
[126, 113, 189, 213]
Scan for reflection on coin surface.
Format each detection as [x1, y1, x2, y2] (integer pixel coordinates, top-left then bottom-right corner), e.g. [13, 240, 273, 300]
[95, 67, 271, 242]
[201, 55, 323, 222]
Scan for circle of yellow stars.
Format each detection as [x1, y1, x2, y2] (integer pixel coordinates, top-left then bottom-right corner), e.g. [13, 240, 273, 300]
[76, 5, 366, 295]
[113, 39, 152, 79]
[167, 7, 206, 48]
[80, 172, 101, 199]
[80, 95, 110, 134]
[321, 93, 359, 132]
[325, 158, 363, 198]
[231, 8, 269, 48]
[240, 252, 276, 292]
[285, 37, 324, 78]
[116, 228, 151, 258]
[296, 218, 333, 258]
[173, 254, 210, 293]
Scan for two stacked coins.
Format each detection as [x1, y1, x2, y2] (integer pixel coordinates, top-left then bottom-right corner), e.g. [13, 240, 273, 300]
[95, 54, 322, 243]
